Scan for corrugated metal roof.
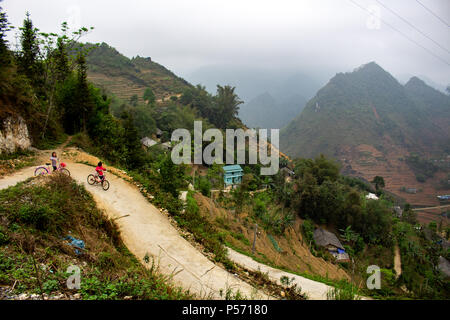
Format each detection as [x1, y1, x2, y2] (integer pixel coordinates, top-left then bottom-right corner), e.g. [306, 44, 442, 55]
[313, 228, 344, 250]
[223, 165, 243, 172]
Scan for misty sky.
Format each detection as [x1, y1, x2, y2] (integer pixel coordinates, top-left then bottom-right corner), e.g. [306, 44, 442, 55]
[3, 0, 450, 86]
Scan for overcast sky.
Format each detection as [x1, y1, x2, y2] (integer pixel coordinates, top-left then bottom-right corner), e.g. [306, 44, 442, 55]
[3, 0, 450, 86]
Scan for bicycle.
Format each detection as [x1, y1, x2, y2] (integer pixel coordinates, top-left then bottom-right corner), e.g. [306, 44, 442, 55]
[34, 162, 70, 177]
[87, 172, 110, 191]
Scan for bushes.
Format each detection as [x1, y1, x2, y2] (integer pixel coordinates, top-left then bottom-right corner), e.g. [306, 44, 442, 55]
[195, 176, 211, 197]
[405, 154, 438, 182]
[302, 219, 315, 247]
[291, 156, 393, 245]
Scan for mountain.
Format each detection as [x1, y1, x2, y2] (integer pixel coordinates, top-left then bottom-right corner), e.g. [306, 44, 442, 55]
[281, 62, 450, 159]
[239, 92, 306, 129]
[185, 65, 321, 130]
[397, 73, 448, 94]
[280, 62, 450, 206]
[85, 42, 192, 102]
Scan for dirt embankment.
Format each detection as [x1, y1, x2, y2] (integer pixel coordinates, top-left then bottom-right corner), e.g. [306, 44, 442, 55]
[193, 193, 350, 283]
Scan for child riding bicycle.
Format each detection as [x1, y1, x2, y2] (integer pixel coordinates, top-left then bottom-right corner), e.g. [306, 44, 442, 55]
[95, 162, 107, 182]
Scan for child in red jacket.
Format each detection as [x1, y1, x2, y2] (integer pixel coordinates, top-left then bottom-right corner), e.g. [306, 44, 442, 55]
[96, 162, 107, 182]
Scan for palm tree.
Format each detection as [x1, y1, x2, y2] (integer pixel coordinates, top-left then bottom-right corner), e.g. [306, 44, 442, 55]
[214, 85, 243, 128]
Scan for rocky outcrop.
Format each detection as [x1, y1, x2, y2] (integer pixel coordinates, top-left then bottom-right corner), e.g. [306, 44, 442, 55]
[0, 116, 32, 153]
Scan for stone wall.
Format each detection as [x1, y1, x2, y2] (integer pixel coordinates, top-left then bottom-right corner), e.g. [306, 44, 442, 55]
[0, 116, 32, 153]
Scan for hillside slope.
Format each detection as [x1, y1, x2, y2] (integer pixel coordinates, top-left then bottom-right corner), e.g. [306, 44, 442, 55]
[281, 62, 450, 159]
[0, 148, 271, 299]
[280, 62, 450, 206]
[85, 43, 192, 102]
[239, 92, 306, 129]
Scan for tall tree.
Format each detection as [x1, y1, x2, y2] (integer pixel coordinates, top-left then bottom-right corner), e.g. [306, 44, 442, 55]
[214, 85, 243, 128]
[0, 0, 11, 53]
[120, 111, 145, 169]
[54, 37, 69, 82]
[143, 87, 155, 104]
[372, 176, 385, 191]
[0, 1, 12, 76]
[76, 52, 94, 132]
[17, 12, 42, 85]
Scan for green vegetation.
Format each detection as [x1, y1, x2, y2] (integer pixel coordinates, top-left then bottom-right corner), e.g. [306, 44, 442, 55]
[372, 176, 385, 192]
[288, 156, 392, 245]
[2, 4, 448, 301]
[0, 174, 192, 299]
[393, 220, 449, 299]
[180, 84, 245, 129]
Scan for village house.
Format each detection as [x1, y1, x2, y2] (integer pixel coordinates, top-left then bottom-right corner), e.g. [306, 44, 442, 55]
[365, 192, 379, 200]
[280, 167, 295, 182]
[393, 206, 403, 218]
[313, 228, 350, 262]
[223, 165, 243, 187]
[141, 137, 158, 148]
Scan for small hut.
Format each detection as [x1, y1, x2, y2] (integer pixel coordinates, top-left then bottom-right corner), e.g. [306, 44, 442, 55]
[141, 137, 158, 148]
[313, 228, 350, 262]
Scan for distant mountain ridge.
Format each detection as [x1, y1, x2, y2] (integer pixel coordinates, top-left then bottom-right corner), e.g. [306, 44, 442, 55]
[85, 42, 192, 102]
[280, 62, 450, 159]
[239, 92, 306, 129]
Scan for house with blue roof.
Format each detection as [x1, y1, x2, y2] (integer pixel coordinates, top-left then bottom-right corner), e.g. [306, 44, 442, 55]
[223, 165, 243, 186]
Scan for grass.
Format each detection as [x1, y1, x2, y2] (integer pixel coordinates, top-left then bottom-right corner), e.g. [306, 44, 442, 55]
[0, 149, 35, 161]
[0, 174, 193, 300]
[34, 133, 68, 150]
[0, 149, 37, 177]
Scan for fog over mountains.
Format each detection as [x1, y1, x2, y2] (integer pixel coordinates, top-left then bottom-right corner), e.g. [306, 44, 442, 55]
[280, 62, 450, 159]
[185, 65, 327, 129]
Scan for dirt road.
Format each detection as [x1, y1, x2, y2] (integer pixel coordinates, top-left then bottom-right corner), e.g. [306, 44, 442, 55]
[0, 161, 269, 299]
[394, 245, 402, 279]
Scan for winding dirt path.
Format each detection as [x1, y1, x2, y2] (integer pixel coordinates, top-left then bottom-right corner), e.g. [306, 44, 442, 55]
[394, 245, 402, 279]
[227, 248, 370, 300]
[0, 159, 269, 299]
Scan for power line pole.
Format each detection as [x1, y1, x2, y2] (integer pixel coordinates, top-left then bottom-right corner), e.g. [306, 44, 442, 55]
[252, 224, 258, 254]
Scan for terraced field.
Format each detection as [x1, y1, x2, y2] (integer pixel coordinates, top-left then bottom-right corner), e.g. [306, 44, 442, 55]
[339, 142, 450, 207]
[85, 43, 192, 103]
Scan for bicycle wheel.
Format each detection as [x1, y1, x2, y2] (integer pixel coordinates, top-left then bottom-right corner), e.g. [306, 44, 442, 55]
[87, 174, 96, 185]
[102, 179, 110, 191]
[34, 167, 48, 176]
[60, 168, 71, 177]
